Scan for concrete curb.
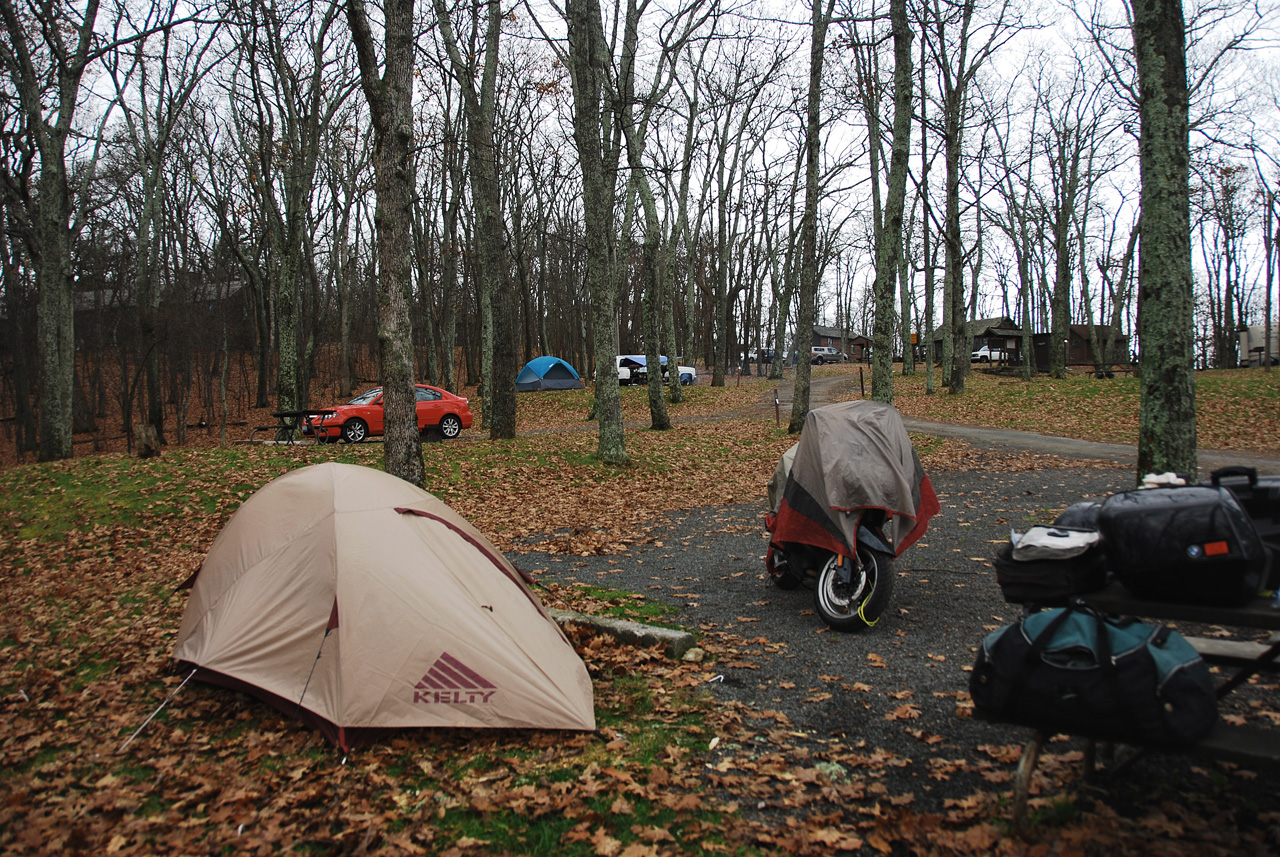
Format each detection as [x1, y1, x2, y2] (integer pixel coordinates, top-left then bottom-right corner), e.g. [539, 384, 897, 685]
[548, 608, 698, 660]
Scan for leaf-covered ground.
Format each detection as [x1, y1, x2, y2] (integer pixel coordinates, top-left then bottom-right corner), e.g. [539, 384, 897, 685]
[879, 366, 1280, 452]
[1, 373, 1277, 855]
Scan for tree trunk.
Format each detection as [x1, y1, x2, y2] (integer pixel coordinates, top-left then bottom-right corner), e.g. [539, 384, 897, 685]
[346, 0, 425, 487]
[789, 0, 833, 433]
[34, 150, 76, 461]
[899, 204, 917, 377]
[136, 171, 167, 444]
[449, 0, 517, 439]
[870, 0, 913, 405]
[566, 0, 627, 464]
[943, 94, 966, 394]
[615, 4, 671, 432]
[0, 222, 37, 456]
[1132, 0, 1197, 479]
[920, 32, 936, 396]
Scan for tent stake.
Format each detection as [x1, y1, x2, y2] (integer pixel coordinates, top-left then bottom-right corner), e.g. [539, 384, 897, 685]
[118, 668, 197, 754]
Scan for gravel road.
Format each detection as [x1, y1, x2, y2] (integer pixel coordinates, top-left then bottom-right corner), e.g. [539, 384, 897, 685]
[519, 460, 1280, 821]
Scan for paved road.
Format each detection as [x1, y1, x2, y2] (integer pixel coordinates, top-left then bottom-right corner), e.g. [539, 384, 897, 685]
[525, 375, 1280, 828]
[900, 417, 1280, 477]
[526, 465, 1278, 823]
[765, 371, 1280, 477]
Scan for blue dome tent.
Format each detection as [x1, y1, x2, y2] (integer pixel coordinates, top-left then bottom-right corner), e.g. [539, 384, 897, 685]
[515, 356, 584, 392]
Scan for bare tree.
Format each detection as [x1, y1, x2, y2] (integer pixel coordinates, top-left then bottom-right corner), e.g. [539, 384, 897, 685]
[981, 67, 1040, 380]
[105, 9, 223, 444]
[0, 0, 163, 459]
[236, 0, 354, 413]
[564, 0, 627, 464]
[1039, 56, 1108, 379]
[346, 0, 426, 485]
[847, 0, 913, 404]
[433, 0, 518, 439]
[324, 104, 372, 399]
[789, 0, 835, 433]
[1195, 158, 1250, 368]
[700, 37, 788, 388]
[655, 42, 710, 403]
[414, 83, 465, 394]
[1095, 206, 1138, 361]
[920, 0, 1016, 395]
[1253, 145, 1279, 373]
[615, 0, 713, 428]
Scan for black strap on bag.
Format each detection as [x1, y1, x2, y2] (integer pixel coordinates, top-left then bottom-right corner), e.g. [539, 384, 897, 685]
[1002, 600, 1125, 724]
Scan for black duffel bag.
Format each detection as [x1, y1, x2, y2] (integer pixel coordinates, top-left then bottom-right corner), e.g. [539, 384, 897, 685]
[970, 601, 1216, 746]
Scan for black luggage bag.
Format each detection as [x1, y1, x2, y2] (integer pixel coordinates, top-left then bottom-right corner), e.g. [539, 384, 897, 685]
[1097, 485, 1268, 606]
[1205, 466, 1280, 589]
[994, 526, 1107, 606]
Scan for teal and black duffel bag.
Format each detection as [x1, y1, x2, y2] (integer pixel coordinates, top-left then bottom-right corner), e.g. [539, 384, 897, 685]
[970, 601, 1217, 746]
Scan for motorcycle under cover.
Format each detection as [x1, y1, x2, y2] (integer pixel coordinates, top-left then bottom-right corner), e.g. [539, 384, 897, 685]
[1097, 485, 1268, 606]
[770, 401, 940, 558]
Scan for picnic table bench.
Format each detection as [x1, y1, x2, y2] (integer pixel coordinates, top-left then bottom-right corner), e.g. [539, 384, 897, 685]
[249, 410, 337, 445]
[996, 581, 1280, 829]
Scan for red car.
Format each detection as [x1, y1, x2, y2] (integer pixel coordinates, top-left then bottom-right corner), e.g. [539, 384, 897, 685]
[306, 384, 473, 443]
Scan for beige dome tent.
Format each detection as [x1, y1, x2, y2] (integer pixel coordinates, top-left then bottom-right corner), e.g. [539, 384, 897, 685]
[174, 463, 595, 749]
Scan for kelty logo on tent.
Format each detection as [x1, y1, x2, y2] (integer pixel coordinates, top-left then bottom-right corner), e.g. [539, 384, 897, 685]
[414, 653, 496, 704]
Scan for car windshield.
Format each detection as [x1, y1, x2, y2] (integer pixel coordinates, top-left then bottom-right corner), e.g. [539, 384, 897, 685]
[347, 389, 382, 406]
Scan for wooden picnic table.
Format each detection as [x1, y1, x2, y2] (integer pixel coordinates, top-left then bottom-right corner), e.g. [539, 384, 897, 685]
[250, 410, 337, 444]
[1001, 582, 1280, 829]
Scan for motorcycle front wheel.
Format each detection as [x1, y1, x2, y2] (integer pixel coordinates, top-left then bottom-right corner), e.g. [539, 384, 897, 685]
[813, 548, 894, 632]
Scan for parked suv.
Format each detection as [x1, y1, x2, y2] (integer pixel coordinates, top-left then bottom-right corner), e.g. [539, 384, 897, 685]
[810, 346, 846, 364]
[970, 344, 1006, 363]
[616, 355, 697, 385]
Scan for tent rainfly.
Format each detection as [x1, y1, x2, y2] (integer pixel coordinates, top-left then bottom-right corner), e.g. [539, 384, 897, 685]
[515, 356, 584, 392]
[173, 463, 595, 749]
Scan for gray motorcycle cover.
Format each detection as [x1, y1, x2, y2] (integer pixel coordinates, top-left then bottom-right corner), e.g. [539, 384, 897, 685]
[770, 401, 937, 556]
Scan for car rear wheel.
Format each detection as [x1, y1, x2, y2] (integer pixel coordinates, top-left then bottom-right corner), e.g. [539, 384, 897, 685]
[341, 418, 368, 443]
[438, 414, 462, 439]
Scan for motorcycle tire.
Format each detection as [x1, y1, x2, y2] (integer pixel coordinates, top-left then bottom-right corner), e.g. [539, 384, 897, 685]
[813, 548, 894, 632]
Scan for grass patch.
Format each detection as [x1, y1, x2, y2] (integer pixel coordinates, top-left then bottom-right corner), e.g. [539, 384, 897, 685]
[115, 762, 157, 783]
[71, 656, 118, 691]
[889, 366, 1280, 452]
[567, 584, 684, 626]
[427, 793, 734, 857]
[1030, 797, 1081, 828]
[2, 369, 1274, 855]
[0, 449, 274, 540]
[596, 674, 657, 729]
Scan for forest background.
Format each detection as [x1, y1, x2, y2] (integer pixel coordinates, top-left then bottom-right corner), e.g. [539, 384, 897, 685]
[2, 0, 1279, 470]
